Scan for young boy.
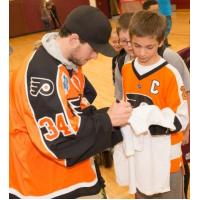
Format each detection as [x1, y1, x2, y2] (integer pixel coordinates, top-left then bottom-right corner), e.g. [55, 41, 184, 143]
[113, 11, 190, 105]
[110, 28, 123, 83]
[113, 10, 188, 198]
[109, 28, 122, 53]
[112, 13, 135, 100]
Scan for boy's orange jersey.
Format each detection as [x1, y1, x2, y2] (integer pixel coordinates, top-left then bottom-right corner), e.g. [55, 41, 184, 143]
[121, 59, 188, 173]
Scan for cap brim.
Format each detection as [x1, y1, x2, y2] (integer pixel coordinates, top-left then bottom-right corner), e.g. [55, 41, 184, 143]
[89, 42, 117, 57]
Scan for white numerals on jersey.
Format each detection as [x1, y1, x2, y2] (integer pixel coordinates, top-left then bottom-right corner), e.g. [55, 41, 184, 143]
[150, 80, 160, 94]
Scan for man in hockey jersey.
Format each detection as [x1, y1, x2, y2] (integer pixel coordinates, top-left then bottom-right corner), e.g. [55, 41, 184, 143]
[9, 5, 132, 199]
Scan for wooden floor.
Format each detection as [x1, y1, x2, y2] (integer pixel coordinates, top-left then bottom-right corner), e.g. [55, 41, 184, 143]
[9, 9, 190, 199]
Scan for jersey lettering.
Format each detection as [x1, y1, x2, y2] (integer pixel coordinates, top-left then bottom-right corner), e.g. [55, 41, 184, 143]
[56, 113, 71, 136]
[150, 80, 160, 94]
[126, 93, 153, 108]
[68, 97, 83, 115]
[38, 116, 59, 141]
[38, 113, 72, 141]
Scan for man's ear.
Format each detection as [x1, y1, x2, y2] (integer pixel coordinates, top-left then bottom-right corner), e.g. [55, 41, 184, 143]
[159, 40, 164, 47]
[69, 33, 80, 46]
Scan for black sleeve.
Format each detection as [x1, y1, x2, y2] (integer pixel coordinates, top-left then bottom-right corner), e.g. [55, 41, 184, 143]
[51, 106, 122, 166]
[84, 76, 97, 104]
[26, 47, 122, 166]
[149, 116, 182, 136]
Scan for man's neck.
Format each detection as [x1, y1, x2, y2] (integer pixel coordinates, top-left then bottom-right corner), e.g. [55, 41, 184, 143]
[56, 36, 70, 60]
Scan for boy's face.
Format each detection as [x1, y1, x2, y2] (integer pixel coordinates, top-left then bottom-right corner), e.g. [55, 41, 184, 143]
[109, 32, 121, 52]
[119, 29, 134, 57]
[131, 35, 162, 66]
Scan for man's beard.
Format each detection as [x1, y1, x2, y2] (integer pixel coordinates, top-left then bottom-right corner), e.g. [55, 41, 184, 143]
[68, 46, 85, 66]
[68, 56, 82, 67]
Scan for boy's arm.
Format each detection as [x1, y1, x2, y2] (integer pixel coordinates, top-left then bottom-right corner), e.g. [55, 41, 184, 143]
[163, 66, 189, 133]
[164, 48, 190, 142]
[163, 48, 190, 92]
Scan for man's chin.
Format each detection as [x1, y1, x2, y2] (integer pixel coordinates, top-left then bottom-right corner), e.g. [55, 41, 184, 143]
[78, 61, 87, 66]
[69, 57, 89, 66]
[81, 60, 90, 66]
[70, 60, 83, 67]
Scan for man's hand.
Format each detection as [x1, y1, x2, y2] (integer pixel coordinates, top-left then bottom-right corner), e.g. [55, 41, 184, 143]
[107, 101, 132, 127]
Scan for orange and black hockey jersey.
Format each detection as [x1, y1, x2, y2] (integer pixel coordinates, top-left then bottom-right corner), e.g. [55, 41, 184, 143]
[9, 45, 122, 198]
[121, 58, 189, 173]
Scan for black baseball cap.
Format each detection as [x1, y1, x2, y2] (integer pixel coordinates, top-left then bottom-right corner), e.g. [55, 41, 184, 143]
[63, 5, 117, 57]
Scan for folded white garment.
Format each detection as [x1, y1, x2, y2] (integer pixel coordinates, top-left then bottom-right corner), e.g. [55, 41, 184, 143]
[113, 105, 171, 195]
[128, 156, 136, 194]
[128, 105, 176, 135]
[113, 143, 129, 186]
[134, 133, 171, 195]
[121, 125, 144, 156]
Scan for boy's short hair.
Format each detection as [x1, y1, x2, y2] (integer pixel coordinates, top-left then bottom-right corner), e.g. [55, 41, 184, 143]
[118, 12, 134, 31]
[143, 0, 158, 10]
[129, 10, 166, 43]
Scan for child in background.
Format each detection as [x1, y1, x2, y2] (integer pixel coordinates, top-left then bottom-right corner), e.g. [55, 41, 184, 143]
[95, 28, 123, 170]
[109, 28, 122, 53]
[113, 13, 135, 100]
[113, 10, 190, 104]
[110, 28, 123, 83]
[113, 10, 188, 198]
[105, 14, 135, 169]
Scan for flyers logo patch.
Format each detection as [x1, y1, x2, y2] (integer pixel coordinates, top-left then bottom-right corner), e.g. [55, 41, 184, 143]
[68, 97, 82, 115]
[126, 93, 153, 108]
[30, 77, 54, 97]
